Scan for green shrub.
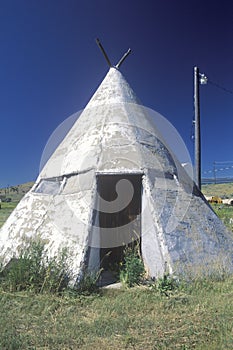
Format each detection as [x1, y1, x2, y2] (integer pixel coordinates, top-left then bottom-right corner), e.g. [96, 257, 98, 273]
[0, 240, 103, 295]
[0, 240, 70, 294]
[120, 246, 145, 287]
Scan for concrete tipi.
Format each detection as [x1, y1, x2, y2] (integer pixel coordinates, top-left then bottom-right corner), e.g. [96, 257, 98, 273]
[0, 64, 232, 281]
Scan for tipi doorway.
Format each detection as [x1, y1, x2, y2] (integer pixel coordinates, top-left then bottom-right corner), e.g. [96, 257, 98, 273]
[96, 174, 142, 283]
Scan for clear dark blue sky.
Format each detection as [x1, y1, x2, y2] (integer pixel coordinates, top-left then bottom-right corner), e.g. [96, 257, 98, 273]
[1, 0, 233, 187]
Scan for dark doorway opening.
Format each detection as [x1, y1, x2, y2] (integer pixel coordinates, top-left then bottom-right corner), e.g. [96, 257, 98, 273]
[96, 174, 142, 283]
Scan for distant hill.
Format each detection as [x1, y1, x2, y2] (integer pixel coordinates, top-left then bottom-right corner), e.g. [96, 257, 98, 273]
[0, 182, 34, 202]
[201, 182, 233, 198]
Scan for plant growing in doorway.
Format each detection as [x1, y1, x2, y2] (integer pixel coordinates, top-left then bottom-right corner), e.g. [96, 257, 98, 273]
[120, 243, 145, 287]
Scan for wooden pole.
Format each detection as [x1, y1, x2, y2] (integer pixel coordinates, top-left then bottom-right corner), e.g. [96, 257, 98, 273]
[96, 38, 112, 67]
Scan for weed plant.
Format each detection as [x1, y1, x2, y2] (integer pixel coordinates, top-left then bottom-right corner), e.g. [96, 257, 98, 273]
[0, 240, 102, 296]
[120, 245, 145, 287]
[73, 270, 101, 295]
[152, 273, 179, 296]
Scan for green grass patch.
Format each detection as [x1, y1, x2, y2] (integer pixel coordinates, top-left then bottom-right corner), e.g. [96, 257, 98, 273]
[200, 182, 233, 232]
[211, 203, 233, 232]
[0, 276, 232, 349]
[0, 201, 18, 228]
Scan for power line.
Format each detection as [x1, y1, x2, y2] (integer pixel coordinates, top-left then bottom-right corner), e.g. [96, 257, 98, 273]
[203, 166, 233, 174]
[208, 79, 233, 95]
[203, 162, 233, 175]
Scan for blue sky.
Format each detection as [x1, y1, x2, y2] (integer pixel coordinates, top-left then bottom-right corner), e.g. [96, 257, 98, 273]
[0, 0, 233, 187]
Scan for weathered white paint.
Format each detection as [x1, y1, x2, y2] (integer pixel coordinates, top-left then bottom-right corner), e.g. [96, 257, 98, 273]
[0, 67, 232, 281]
[141, 175, 168, 277]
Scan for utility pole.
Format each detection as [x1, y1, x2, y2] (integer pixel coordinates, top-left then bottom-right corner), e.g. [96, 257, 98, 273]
[194, 66, 201, 190]
[213, 161, 217, 184]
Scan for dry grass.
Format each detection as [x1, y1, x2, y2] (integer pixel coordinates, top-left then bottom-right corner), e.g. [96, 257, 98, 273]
[0, 277, 233, 349]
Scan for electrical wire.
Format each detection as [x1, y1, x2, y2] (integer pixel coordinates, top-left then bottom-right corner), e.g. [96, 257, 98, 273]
[203, 163, 233, 174]
[207, 79, 233, 95]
